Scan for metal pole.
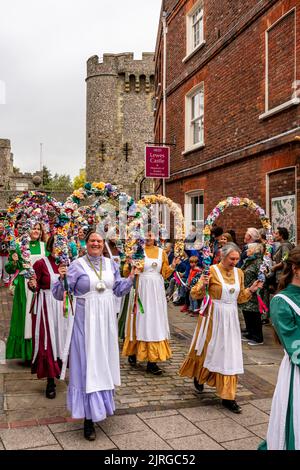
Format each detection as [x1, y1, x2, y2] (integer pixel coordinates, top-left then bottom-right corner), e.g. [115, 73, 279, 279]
[40, 142, 44, 185]
[162, 11, 167, 198]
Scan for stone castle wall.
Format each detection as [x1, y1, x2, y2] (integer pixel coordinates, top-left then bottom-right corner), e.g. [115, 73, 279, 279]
[86, 53, 155, 198]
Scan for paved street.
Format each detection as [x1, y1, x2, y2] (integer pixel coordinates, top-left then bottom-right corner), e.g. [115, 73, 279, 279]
[0, 285, 283, 450]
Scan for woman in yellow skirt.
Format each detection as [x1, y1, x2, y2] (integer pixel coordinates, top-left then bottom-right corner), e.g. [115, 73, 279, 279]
[179, 242, 262, 412]
[122, 231, 179, 375]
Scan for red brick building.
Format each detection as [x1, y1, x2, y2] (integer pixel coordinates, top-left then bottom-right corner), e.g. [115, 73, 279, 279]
[154, 0, 300, 244]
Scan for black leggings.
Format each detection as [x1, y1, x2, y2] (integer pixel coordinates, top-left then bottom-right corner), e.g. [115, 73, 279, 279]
[242, 310, 263, 343]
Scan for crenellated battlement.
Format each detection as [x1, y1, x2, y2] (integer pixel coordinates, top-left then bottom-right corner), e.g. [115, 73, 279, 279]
[86, 52, 155, 93]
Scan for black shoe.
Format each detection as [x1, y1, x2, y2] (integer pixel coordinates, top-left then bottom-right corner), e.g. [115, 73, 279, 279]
[222, 399, 242, 414]
[194, 377, 204, 392]
[128, 355, 137, 366]
[45, 378, 56, 399]
[241, 328, 248, 334]
[146, 362, 163, 375]
[173, 299, 185, 306]
[84, 419, 96, 441]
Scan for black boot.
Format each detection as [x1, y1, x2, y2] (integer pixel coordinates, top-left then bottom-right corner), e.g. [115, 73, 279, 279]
[146, 362, 163, 375]
[128, 354, 136, 366]
[222, 399, 242, 414]
[45, 378, 56, 399]
[84, 418, 96, 441]
[194, 377, 204, 392]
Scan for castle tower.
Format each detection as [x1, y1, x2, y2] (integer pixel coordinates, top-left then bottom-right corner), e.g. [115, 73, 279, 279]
[0, 139, 13, 189]
[86, 53, 155, 198]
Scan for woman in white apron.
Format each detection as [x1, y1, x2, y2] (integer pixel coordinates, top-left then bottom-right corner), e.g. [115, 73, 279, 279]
[179, 243, 262, 413]
[122, 231, 179, 375]
[53, 231, 135, 441]
[28, 236, 68, 399]
[6, 222, 46, 363]
[259, 246, 300, 450]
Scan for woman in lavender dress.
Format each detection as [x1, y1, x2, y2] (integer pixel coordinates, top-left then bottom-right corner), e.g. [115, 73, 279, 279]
[52, 231, 136, 441]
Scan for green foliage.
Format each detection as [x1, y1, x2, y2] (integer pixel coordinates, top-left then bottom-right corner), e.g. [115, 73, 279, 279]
[40, 165, 73, 191]
[73, 169, 86, 190]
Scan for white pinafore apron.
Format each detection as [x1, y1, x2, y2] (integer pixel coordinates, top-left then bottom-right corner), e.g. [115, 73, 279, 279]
[24, 242, 46, 340]
[134, 247, 170, 342]
[32, 258, 67, 364]
[202, 266, 244, 375]
[266, 294, 300, 450]
[63, 256, 120, 393]
[105, 241, 123, 315]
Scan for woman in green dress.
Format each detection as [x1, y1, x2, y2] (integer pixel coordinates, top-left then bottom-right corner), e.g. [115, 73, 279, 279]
[6, 223, 47, 362]
[259, 246, 300, 450]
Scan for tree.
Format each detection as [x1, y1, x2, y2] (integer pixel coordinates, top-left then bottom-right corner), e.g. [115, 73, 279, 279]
[44, 173, 73, 191]
[42, 165, 52, 186]
[73, 168, 86, 190]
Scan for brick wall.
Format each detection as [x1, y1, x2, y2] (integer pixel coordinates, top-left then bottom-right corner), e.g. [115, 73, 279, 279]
[166, 149, 299, 244]
[268, 9, 296, 110]
[154, 0, 300, 243]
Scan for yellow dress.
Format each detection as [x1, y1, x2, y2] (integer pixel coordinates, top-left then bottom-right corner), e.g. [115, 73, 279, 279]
[179, 263, 251, 400]
[122, 245, 174, 363]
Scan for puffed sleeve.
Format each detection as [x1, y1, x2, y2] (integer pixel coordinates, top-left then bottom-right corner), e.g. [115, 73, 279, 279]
[111, 259, 133, 297]
[161, 250, 175, 280]
[5, 245, 23, 274]
[52, 260, 83, 300]
[29, 259, 44, 293]
[237, 269, 252, 304]
[191, 276, 206, 300]
[270, 296, 300, 365]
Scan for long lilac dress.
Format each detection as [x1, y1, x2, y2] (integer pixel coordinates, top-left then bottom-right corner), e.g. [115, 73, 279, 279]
[52, 254, 133, 422]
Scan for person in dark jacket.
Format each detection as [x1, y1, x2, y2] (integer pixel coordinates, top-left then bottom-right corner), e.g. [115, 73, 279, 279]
[241, 243, 267, 345]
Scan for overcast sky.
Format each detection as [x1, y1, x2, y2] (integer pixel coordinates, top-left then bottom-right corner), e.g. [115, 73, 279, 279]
[0, 0, 161, 179]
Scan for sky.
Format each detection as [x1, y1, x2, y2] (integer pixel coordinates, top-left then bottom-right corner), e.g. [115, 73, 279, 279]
[0, 0, 162, 179]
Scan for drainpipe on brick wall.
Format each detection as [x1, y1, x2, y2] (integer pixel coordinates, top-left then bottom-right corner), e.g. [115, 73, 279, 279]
[162, 10, 167, 199]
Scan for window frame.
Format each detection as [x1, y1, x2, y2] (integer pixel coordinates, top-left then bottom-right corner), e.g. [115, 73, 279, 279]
[184, 83, 205, 153]
[184, 1, 205, 61]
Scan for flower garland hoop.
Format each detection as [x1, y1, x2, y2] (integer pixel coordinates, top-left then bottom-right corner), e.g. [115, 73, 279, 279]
[125, 194, 186, 268]
[58, 182, 137, 264]
[5, 191, 62, 278]
[200, 196, 273, 315]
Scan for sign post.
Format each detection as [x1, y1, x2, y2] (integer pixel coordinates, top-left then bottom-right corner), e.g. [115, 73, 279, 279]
[145, 145, 170, 181]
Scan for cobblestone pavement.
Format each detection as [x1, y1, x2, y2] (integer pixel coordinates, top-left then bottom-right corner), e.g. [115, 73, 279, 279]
[0, 285, 282, 450]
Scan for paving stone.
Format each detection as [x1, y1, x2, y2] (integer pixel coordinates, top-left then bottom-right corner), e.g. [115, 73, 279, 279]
[178, 405, 225, 422]
[220, 404, 270, 426]
[138, 409, 179, 420]
[248, 422, 268, 439]
[99, 414, 148, 436]
[5, 392, 67, 410]
[167, 434, 224, 450]
[54, 428, 116, 450]
[110, 429, 172, 450]
[5, 379, 66, 394]
[48, 421, 83, 433]
[222, 436, 262, 450]
[0, 425, 57, 450]
[146, 415, 201, 440]
[26, 444, 62, 450]
[6, 406, 68, 422]
[250, 398, 273, 413]
[196, 418, 254, 442]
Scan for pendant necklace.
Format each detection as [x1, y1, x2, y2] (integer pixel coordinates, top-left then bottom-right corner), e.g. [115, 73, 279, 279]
[86, 255, 106, 292]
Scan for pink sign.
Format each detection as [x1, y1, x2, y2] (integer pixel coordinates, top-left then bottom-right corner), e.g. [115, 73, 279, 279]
[145, 146, 170, 179]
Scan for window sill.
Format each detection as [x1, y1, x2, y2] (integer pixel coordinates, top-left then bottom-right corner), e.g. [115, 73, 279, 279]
[182, 41, 206, 63]
[259, 98, 300, 120]
[182, 143, 205, 156]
